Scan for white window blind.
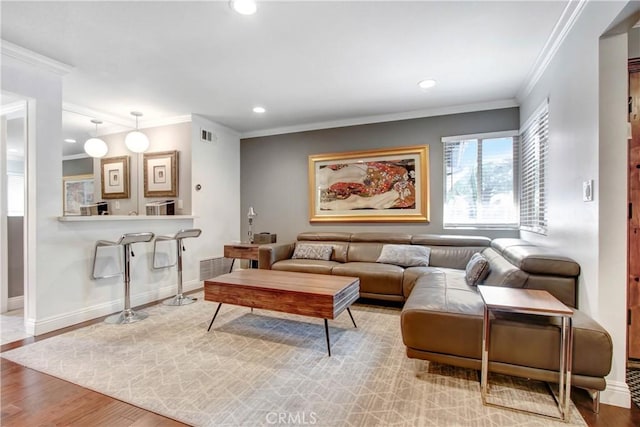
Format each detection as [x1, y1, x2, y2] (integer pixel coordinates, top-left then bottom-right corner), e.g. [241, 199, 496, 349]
[442, 131, 518, 228]
[519, 101, 549, 234]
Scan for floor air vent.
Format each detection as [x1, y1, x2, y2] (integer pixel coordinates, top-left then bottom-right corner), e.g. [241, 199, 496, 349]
[200, 257, 233, 281]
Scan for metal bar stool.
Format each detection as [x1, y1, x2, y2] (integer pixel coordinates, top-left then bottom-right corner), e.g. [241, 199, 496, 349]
[153, 228, 202, 306]
[92, 232, 155, 324]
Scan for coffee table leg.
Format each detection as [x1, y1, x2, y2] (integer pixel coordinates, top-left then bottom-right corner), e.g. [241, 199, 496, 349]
[347, 307, 357, 328]
[207, 303, 223, 332]
[324, 319, 331, 357]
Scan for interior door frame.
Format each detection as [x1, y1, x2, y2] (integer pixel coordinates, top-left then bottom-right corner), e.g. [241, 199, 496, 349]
[1, 96, 28, 315]
[628, 57, 640, 361]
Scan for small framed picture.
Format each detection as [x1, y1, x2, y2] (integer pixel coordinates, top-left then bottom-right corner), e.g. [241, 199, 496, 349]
[100, 156, 130, 199]
[63, 174, 94, 215]
[144, 150, 179, 197]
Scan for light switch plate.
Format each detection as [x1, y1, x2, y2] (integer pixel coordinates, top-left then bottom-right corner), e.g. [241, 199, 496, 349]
[583, 180, 594, 202]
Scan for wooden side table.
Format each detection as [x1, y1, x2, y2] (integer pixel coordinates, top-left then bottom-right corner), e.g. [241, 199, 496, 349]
[477, 285, 574, 422]
[224, 243, 259, 271]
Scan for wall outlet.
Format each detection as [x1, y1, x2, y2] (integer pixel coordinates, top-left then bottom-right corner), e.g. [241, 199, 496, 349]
[177, 199, 183, 209]
[583, 180, 594, 202]
[115, 201, 120, 209]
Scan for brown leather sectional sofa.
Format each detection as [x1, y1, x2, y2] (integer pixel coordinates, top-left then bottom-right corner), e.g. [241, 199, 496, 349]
[258, 232, 612, 405]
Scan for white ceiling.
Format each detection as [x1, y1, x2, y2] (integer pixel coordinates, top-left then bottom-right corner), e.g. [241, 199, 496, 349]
[2, 1, 569, 149]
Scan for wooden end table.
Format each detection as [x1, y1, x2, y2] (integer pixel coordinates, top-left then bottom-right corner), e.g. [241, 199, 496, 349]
[224, 243, 259, 270]
[477, 285, 574, 422]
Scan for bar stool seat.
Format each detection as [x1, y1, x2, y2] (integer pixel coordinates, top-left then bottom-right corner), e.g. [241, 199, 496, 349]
[153, 228, 202, 306]
[92, 232, 155, 324]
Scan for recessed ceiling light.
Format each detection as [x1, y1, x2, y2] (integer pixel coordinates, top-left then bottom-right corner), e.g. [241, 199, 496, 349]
[64, 138, 76, 144]
[418, 79, 437, 90]
[230, 0, 257, 15]
[253, 106, 266, 114]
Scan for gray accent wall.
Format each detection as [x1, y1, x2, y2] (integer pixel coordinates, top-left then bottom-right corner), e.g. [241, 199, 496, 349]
[241, 107, 520, 243]
[63, 157, 93, 176]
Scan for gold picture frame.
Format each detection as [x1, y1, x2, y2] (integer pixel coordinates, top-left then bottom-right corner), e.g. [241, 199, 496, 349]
[143, 150, 179, 197]
[308, 145, 430, 223]
[63, 174, 95, 215]
[100, 156, 130, 199]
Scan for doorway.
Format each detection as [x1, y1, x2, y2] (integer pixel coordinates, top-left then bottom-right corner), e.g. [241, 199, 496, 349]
[1, 94, 30, 344]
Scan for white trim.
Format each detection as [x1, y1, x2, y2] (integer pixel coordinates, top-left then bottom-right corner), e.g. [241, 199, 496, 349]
[516, 0, 588, 101]
[7, 295, 23, 311]
[1, 39, 73, 76]
[30, 280, 202, 336]
[140, 114, 192, 130]
[441, 130, 518, 143]
[520, 97, 550, 134]
[63, 102, 192, 134]
[62, 153, 90, 161]
[0, 101, 26, 117]
[241, 99, 519, 139]
[601, 379, 631, 408]
[63, 102, 132, 128]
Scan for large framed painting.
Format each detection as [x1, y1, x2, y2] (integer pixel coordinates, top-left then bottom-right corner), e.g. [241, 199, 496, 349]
[100, 156, 130, 199]
[308, 145, 430, 223]
[144, 150, 179, 197]
[63, 174, 94, 215]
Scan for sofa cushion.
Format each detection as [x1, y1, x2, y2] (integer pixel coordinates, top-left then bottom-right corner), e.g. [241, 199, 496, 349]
[429, 247, 486, 270]
[347, 242, 384, 263]
[332, 262, 404, 296]
[271, 259, 340, 275]
[292, 243, 332, 260]
[376, 244, 430, 267]
[465, 253, 490, 286]
[351, 233, 412, 244]
[481, 247, 528, 288]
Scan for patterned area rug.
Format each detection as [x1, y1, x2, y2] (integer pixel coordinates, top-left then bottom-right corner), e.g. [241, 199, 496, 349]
[626, 368, 640, 409]
[1, 293, 586, 426]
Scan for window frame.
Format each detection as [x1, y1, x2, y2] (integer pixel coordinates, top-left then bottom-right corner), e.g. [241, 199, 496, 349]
[442, 130, 519, 230]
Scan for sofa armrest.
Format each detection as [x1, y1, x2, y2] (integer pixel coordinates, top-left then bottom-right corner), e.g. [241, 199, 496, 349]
[258, 242, 295, 269]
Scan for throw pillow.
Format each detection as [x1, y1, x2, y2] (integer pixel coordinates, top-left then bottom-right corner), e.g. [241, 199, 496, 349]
[376, 244, 430, 267]
[292, 243, 333, 261]
[465, 253, 490, 286]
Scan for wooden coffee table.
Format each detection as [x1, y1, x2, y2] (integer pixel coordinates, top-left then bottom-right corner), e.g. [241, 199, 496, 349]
[204, 269, 360, 356]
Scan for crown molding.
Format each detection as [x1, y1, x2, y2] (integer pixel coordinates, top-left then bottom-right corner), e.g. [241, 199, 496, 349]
[62, 153, 90, 161]
[516, 0, 588, 101]
[240, 99, 519, 139]
[0, 100, 26, 117]
[1, 39, 73, 76]
[139, 114, 192, 130]
[63, 102, 191, 135]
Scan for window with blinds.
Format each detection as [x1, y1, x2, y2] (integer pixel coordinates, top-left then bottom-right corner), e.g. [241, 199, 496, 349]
[442, 131, 518, 228]
[519, 101, 549, 234]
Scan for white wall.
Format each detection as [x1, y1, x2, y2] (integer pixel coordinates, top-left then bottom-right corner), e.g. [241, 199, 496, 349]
[190, 115, 241, 260]
[1, 44, 243, 335]
[94, 122, 192, 216]
[518, 1, 632, 407]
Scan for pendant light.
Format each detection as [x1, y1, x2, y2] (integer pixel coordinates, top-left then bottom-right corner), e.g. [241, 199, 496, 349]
[84, 119, 108, 158]
[124, 111, 149, 153]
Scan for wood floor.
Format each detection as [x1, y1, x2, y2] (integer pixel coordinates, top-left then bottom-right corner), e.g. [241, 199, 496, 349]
[2, 308, 639, 426]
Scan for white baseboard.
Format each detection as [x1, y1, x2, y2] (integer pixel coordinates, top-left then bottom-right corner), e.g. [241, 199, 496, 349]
[7, 295, 24, 311]
[30, 280, 203, 336]
[601, 379, 631, 408]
